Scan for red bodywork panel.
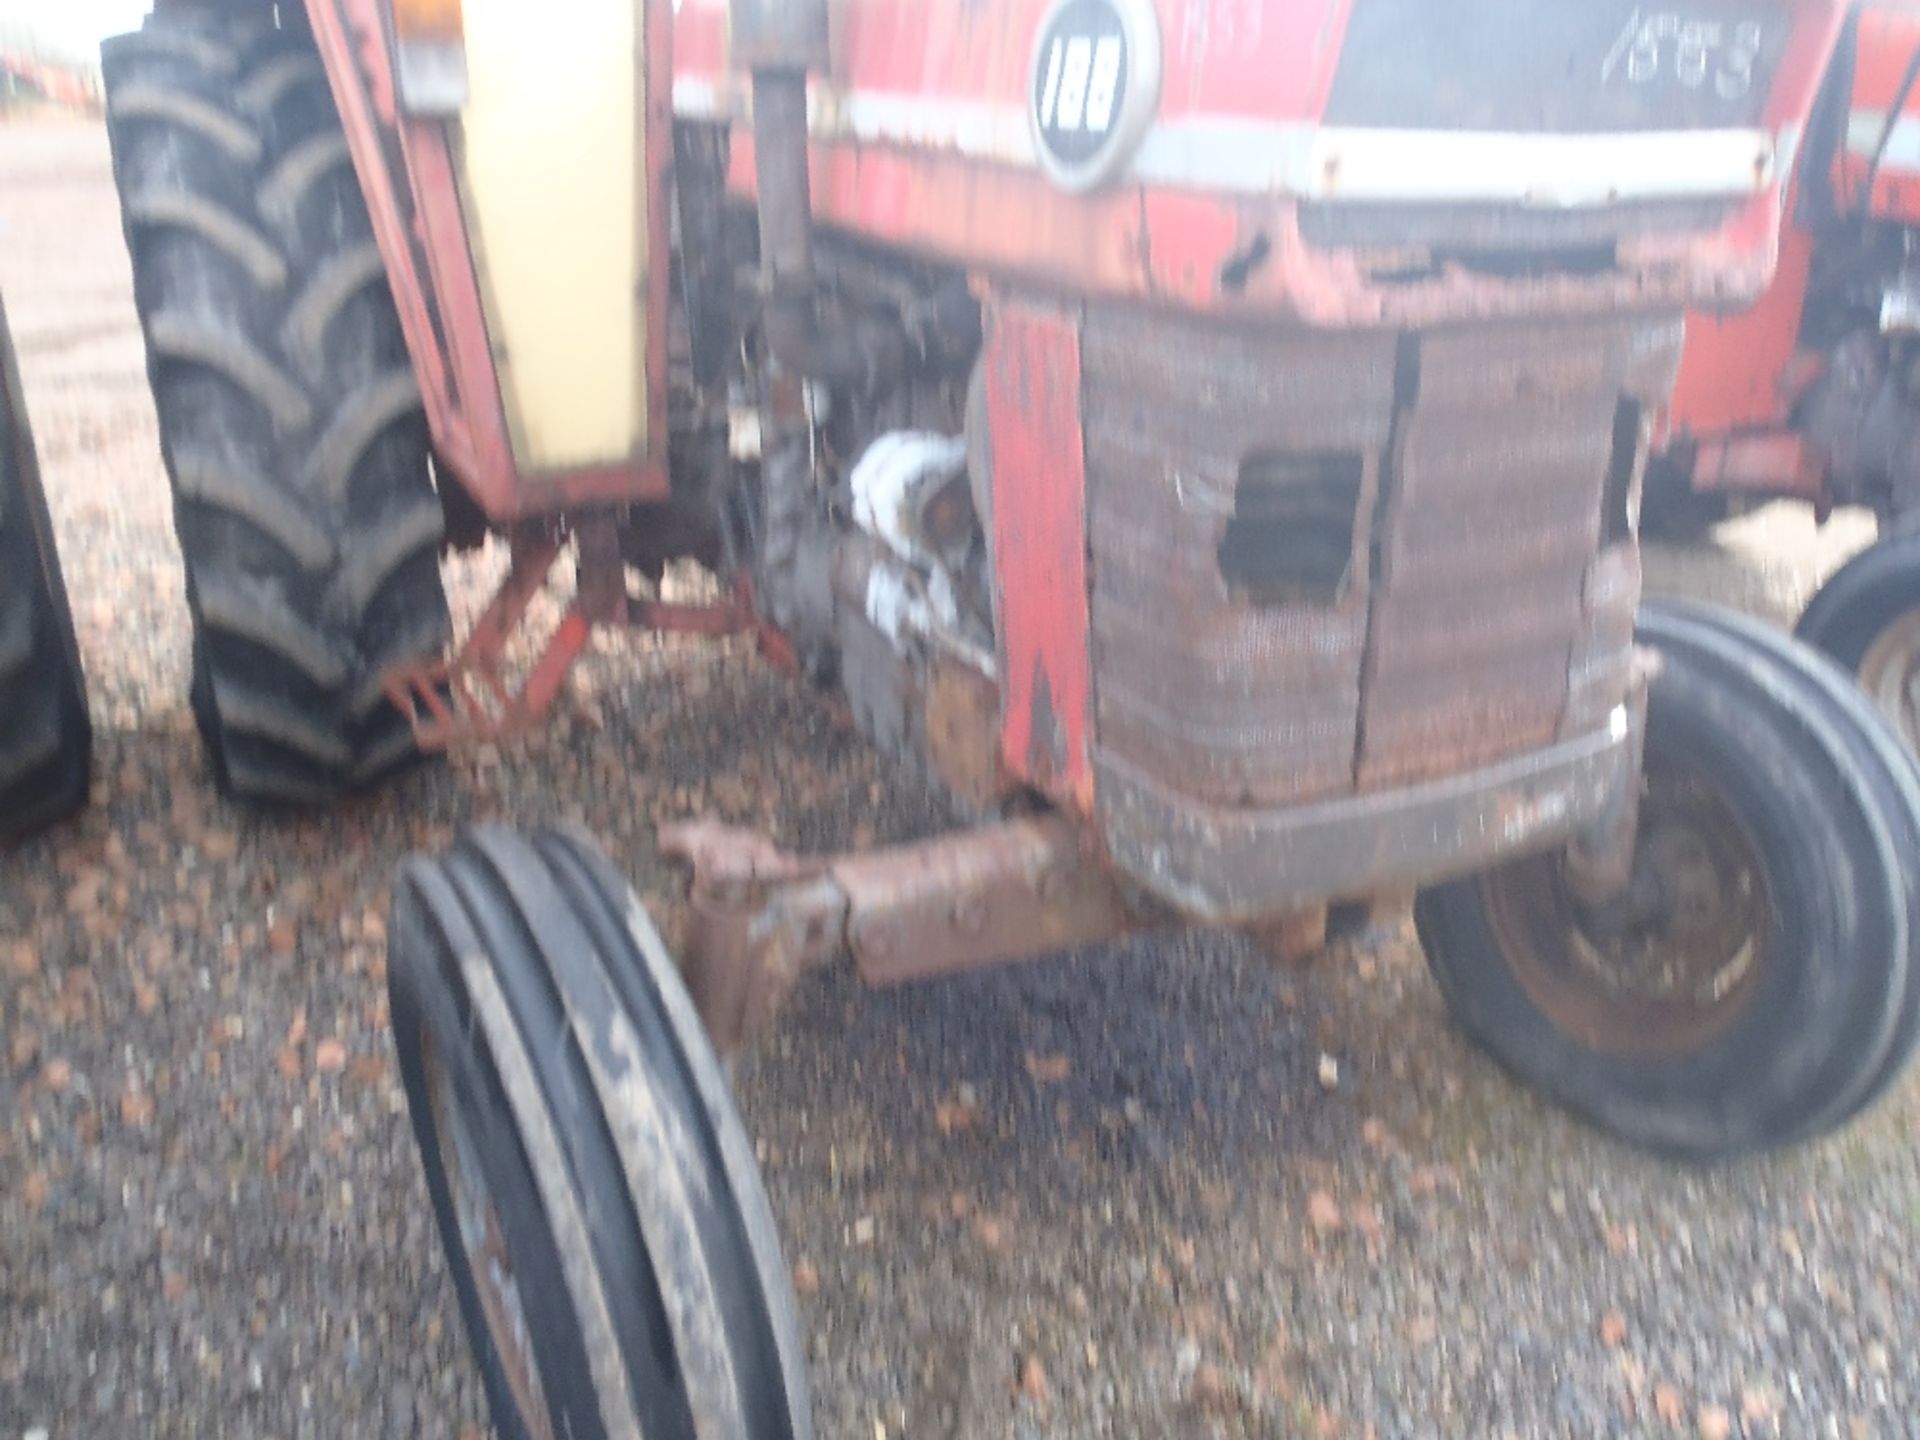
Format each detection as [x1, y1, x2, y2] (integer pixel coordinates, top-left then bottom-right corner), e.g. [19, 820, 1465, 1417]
[675, 0, 1844, 328]
[317, 0, 1848, 801]
[982, 300, 1094, 811]
[1688, 429, 1829, 500]
[308, 0, 672, 521]
[1665, 175, 1819, 440]
[1835, 3, 1920, 222]
[311, 0, 1848, 508]
[674, 0, 1839, 807]
[1665, 4, 1920, 487]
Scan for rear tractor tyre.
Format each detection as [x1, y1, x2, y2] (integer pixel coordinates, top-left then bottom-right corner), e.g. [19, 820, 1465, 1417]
[101, 11, 450, 805]
[1796, 532, 1920, 757]
[0, 298, 91, 842]
[388, 826, 811, 1440]
[1416, 601, 1916, 1161]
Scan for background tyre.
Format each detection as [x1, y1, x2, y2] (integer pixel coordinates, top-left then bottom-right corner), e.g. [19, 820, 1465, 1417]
[389, 826, 811, 1440]
[1796, 532, 1920, 756]
[101, 9, 449, 805]
[0, 294, 91, 843]
[1416, 604, 1913, 1161]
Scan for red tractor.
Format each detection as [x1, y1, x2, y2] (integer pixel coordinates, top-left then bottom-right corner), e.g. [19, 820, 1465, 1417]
[62, 0, 1920, 1432]
[1655, 1, 1920, 754]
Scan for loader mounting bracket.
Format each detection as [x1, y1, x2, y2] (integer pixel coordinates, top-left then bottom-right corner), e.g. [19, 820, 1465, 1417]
[384, 519, 758, 751]
[660, 814, 1145, 1052]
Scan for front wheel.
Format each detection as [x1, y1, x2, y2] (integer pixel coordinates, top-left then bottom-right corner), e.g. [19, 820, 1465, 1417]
[1417, 602, 1917, 1161]
[388, 826, 811, 1440]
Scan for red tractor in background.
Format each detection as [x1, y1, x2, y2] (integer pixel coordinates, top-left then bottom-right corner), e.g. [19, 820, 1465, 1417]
[37, 0, 1918, 1432]
[1655, 1, 1920, 753]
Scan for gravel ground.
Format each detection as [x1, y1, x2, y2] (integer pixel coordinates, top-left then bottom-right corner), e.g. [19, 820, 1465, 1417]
[3, 119, 1918, 1440]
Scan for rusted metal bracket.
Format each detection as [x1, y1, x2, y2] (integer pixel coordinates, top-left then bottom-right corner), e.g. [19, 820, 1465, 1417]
[385, 520, 758, 751]
[385, 529, 585, 750]
[661, 814, 1143, 1053]
[659, 820, 848, 1054]
[1563, 672, 1651, 906]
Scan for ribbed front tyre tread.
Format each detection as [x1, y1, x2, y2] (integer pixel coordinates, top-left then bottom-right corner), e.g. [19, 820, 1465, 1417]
[1651, 599, 1920, 1120]
[389, 825, 812, 1440]
[1418, 601, 1916, 1161]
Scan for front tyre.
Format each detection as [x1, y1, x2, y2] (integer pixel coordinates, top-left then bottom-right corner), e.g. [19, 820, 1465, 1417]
[389, 826, 810, 1440]
[1417, 604, 1914, 1161]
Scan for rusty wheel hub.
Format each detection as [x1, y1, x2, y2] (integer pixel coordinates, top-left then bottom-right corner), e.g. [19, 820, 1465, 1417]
[423, 1033, 555, 1440]
[1857, 607, 1920, 755]
[1483, 766, 1770, 1060]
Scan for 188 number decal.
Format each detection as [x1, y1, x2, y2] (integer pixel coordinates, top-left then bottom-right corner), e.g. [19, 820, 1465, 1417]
[1602, 9, 1765, 100]
[1037, 33, 1124, 136]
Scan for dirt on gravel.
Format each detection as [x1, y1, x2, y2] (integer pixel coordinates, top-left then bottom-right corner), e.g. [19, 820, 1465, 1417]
[3, 118, 1917, 1440]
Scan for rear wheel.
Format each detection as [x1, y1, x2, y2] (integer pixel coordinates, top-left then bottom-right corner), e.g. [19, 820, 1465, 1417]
[1417, 602, 1915, 1160]
[389, 826, 811, 1440]
[1797, 532, 1920, 757]
[0, 295, 91, 842]
[101, 8, 449, 805]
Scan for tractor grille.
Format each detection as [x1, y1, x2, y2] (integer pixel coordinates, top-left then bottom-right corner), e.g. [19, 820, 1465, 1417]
[1297, 198, 1738, 254]
[1082, 308, 1681, 810]
[1307, 0, 1786, 261]
[1323, 0, 1788, 135]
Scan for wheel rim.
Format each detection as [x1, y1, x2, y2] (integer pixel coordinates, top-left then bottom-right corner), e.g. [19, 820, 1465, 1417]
[1481, 763, 1771, 1060]
[1856, 607, 1920, 754]
[422, 1031, 556, 1440]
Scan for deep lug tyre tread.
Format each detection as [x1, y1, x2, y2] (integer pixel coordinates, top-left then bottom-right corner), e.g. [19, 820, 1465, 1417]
[101, 10, 449, 805]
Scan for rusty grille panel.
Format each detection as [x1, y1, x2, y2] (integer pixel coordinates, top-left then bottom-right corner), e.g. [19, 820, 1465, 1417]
[1084, 307, 1681, 814]
[1355, 319, 1680, 788]
[1356, 404, 1613, 786]
[1325, 0, 1789, 133]
[1082, 309, 1397, 806]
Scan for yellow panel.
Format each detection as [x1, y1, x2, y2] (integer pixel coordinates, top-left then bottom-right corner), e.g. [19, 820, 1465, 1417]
[455, 0, 647, 472]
